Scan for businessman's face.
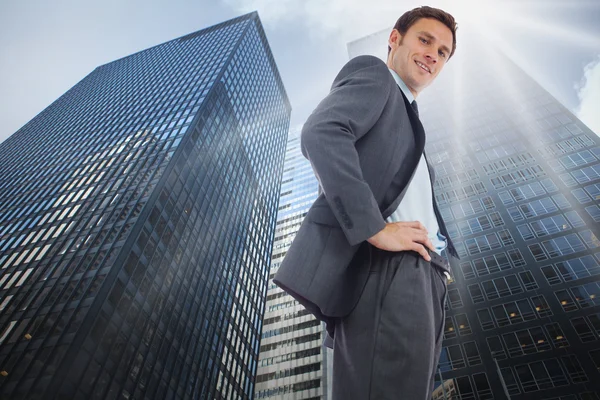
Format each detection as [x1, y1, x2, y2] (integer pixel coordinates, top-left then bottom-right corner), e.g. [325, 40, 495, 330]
[387, 18, 453, 98]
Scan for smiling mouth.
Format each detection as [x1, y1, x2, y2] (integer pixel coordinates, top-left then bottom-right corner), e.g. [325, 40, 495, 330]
[415, 60, 431, 74]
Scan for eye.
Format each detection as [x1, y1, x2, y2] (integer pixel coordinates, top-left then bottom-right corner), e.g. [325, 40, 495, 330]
[419, 37, 428, 44]
[439, 50, 447, 58]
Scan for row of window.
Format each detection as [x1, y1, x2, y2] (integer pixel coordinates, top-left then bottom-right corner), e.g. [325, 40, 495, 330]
[255, 379, 320, 398]
[517, 211, 585, 242]
[528, 231, 599, 261]
[446, 212, 504, 239]
[572, 183, 600, 204]
[541, 254, 600, 285]
[537, 131, 593, 159]
[459, 250, 526, 280]
[560, 163, 600, 187]
[548, 148, 600, 172]
[498, 179, 560, 205]
[476, 296, 552, 329]
[487, 323, 569, 361]
[501, 355, 589, 394]
[433, 372, 493, 400]
[481, 151, 536, 176]
[555, 282, 600, 312]
[490, 165, 545, 189]
[506, 194, 569, 222]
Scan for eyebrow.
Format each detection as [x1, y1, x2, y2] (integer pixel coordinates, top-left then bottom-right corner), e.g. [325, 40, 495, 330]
[417, 31, 451, 55]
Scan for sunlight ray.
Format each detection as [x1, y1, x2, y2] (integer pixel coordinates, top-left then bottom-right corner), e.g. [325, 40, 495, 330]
[465, 22, 571, 115]
[505, 0, 600, 9]
[484, 11, 600, 49]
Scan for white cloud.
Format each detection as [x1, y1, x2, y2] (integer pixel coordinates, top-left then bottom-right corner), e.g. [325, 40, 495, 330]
[222, 0, 424, 41]
[575, 55, 600, 137]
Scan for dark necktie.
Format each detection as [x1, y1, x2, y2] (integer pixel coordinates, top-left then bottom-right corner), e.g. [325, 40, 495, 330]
[411, 100, 419, 118]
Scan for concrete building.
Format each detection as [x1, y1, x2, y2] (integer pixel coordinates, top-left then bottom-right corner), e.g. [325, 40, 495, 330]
[255, 128, 330, 399]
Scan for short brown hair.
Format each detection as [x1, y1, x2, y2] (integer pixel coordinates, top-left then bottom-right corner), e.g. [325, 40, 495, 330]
[388, 6, 457, 59]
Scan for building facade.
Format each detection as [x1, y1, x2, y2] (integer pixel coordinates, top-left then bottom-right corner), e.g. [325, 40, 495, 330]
[255, 128, 331, 399]
[0, 12, 290, 400]
[349, 29, 600, 399]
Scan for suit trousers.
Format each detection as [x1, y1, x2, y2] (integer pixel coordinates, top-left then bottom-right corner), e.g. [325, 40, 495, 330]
[332, 247, 448, 400]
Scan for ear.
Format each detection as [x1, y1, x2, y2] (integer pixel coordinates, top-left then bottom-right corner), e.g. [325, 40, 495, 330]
[388, 29, 401, 50]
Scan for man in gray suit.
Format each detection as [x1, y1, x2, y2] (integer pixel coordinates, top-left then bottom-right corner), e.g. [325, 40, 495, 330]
[274, 6, 458, 399]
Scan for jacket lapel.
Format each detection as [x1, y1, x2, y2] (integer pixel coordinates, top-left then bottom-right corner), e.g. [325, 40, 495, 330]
[381, 88, 426, 219]
[401, 90, 426, 155]
[423, 152, 435, 184]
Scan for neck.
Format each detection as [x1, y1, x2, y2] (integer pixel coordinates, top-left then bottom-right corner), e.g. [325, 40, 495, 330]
[409, 87, 419, 99]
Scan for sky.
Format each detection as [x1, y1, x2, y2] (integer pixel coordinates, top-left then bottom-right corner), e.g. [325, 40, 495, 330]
[0, 0, 599, 145]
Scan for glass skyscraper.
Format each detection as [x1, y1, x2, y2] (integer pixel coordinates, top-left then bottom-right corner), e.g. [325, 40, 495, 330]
[0, 12, 290, 400]
[255, 128, 331, 399]
[349, 28, 600, 399]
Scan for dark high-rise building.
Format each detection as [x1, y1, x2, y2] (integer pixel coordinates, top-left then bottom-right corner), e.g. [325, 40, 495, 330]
[0, 12, 290, 400]
[349, 29, 600, 399]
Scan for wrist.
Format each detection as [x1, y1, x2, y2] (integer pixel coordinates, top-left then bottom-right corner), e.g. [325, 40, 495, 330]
[367, 225, 388, 245]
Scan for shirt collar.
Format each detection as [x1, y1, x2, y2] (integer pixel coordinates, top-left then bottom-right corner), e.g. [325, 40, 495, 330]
[388, 68, 415, 104]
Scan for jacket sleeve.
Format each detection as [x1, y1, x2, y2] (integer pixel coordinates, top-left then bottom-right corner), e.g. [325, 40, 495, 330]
[301, 56, 391, 246]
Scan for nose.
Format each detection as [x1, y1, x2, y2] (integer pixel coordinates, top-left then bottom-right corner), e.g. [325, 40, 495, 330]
[425, 53, 437, 64]
[424, 52, 438, 64]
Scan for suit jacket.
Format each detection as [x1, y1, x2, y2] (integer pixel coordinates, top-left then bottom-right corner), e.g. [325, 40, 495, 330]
[273, 55, 457, 325]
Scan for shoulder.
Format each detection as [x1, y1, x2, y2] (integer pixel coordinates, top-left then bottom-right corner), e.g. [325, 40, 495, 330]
[347, 55, 388, 70]
[333, 55, 392, 86]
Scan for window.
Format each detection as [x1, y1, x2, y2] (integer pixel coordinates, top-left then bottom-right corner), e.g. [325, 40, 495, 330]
[458, 215, 493, 236]
[482, 275, 523, 300]
[447, 288, 463, 309]
[498, 229, 515, 246]
[450, 376, 475, 399]
[517, 224, 535, 241]
[589, 349, 600, 372]
[507, 206, 524, 221]
[519, 271, 538, 291]
[587, 313, 600, 337]
[500, 367, 521, 396]
[555, 255, 600, 282]
[560, 355, 588, 383]
[586, 205, 600, 222]
[571, 317, 596, 342]
[508, 249, 526, 267]
[519, 197, 558, 218]
[487, 336, 507, 360]
[472, 252, 513, 277]
[460, 261, 475, 280]
[571, 282, 600, 308]
[572, 188, 592, 203]
[552, 193, 571, 210]
[580, 229, 600, 249]
[541, 265, 561, 285]
[465, 233, 502, 255]
[455, 314, 472, 336]
[463, 341, 482, 366]
[529, 243, 548, 261]
[492, 300, 537, 328]
[531, 295, 552, 318]
[472, 373, 493, 400]
[545, 322, 569, 348]
[531, 215, 569, 237]
[555, 290, 578, 312]
[515, 359, 569, 392]
[444, 316, 457, 339]
[439, 345, 465, 371]
[565, 210, 585, 228]
[468, 284, 484, 304]
[477, 308, 495, 330]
